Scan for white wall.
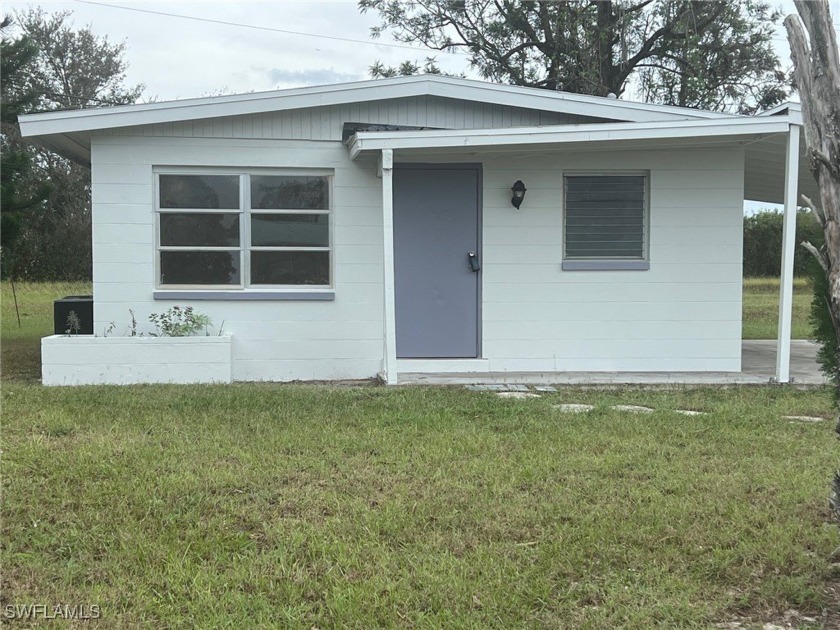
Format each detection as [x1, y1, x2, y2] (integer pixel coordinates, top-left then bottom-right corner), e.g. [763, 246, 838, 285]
[91, 135, 385, 381]
[476, 146, 745, 372]
[42, 335, 232, 386]
[90, 108, 744, 381]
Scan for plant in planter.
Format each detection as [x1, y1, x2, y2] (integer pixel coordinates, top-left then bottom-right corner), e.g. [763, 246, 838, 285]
[64, 310, 81, 335]
[148, 306, 212, 337]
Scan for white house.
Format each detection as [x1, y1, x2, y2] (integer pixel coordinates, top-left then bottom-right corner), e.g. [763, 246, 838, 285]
[19, 76, 817, 386]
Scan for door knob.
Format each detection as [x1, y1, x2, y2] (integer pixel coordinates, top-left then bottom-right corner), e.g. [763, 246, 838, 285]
[468, 251, 480, 272]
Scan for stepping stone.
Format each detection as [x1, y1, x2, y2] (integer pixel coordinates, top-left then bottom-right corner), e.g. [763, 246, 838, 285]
[783, 415, 825, 422]
[553, 403, 594, 413]
[534, 386, 557, 392]
[466, 384, 507, 391]
[611, 405, 654, 414]
[675, 410, 707, 416]
[496, 391, 541, 399]
[504, 384, 529, 392]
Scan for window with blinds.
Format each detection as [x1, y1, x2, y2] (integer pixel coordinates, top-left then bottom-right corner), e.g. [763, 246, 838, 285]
[563, 174, 648, 260]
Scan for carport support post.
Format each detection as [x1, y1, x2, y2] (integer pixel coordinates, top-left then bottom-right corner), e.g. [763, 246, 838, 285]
[775, 123, 800, 383]
[381, 149, 398, 385]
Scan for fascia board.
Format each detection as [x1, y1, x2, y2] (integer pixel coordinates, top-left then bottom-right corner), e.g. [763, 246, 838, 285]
[348, 117, 791, 158]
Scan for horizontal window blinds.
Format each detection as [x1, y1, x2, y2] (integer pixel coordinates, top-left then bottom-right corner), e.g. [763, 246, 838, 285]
[564, 175, 646, 259]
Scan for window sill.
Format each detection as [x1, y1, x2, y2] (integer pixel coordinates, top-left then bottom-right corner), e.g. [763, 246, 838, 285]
[562, 260, 650, 271]
[153, 290, 335, 301]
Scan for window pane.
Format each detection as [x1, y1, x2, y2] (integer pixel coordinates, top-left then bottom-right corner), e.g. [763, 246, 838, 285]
[251, 176, 329, 209]
[251, 251, 329, 285]
[159, 175, 239, 209]
[160, 213, 240, 247]
[564, 176, 645, 259]
[251, 213, 329, 247]
[160, 251, 240, 285]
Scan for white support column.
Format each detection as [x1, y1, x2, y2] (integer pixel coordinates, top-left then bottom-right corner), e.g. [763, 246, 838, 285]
[380, 149, 398, 385]
[776, 123, 801, 383]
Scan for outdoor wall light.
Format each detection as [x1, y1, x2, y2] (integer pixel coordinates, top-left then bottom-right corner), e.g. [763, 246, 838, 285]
[510, 180, 527, 209]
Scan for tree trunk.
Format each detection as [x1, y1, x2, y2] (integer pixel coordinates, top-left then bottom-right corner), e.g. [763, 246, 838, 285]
[786, 0, 840, 530]
[596, 1, 614, 96]
[786, 1, 840, 381]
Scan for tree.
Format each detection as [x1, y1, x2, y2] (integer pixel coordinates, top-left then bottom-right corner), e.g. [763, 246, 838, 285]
[360, 0, 788, 113]
[0, 16, 50, 272]
[784, 1, 840, 526]
[369, 57, 444, 78]
[742, 209, 823, 278]
[8, 8, 143, 281]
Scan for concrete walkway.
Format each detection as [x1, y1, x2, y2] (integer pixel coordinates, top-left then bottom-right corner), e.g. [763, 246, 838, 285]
[399, 340, 825, 386]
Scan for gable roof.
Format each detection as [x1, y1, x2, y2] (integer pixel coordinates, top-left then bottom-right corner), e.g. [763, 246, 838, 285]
[19, 74, 733, 141]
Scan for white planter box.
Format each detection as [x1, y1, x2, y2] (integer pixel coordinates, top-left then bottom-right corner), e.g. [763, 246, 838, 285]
[41, 334, 233, 386]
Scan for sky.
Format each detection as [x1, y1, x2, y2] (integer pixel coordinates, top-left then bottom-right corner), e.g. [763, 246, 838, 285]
[5, 0, 839, 103]
[5, 0, 840, 214]
[4, 0, 473, 100]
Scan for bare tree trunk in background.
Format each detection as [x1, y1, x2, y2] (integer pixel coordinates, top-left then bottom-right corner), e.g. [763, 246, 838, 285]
[785, 0, 840, 529]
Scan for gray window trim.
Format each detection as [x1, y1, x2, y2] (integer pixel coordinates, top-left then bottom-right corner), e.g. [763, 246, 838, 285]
[562, 171, 650, 270]
[153, 290, 335, 301]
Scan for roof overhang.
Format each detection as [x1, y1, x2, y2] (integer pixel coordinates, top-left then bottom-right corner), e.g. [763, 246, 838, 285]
[18, 75, 737, 167]
[348, 117, 788, 157]
[19, 76, 728, 138]
[349, 116, 819, 205]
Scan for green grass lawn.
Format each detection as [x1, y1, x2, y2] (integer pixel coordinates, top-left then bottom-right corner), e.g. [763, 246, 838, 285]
[3, 383, 839, 628]
[1, 281, 837, 627]
[742, 277, 813, 340]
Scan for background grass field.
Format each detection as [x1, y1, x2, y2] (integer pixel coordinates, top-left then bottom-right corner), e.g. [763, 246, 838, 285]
[2, 280, 835, 628]
[742, 277, 814, 340]
[2, 281, 90, 383]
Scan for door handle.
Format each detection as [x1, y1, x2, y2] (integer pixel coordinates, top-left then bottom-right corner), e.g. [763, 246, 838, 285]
[468, 250, 481, 272]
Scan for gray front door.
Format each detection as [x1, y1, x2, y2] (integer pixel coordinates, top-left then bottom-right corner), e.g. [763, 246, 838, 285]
[393, 164, 481, 358]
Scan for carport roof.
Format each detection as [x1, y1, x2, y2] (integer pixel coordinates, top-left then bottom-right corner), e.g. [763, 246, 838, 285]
[348, 115, 817, 205]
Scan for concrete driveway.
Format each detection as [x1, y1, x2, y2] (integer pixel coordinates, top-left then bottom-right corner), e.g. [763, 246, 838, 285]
[741, 340, 824, 385]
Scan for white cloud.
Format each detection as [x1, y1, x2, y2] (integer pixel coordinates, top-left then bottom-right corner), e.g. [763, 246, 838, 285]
[6, 0, 470, 101]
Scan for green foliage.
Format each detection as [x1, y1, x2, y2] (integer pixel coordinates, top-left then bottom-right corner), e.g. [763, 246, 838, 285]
[7, 8, 144, 282]
[148, 306, 212, 337]
[369, 56, 445, 78]
[0, 16, 51, 270]
[742, 209, 824, 277]
[360, 0, 788, 113]
[807, 258, 839, 394]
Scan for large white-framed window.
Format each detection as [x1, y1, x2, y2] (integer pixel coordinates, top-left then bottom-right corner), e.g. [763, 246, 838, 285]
[562, 171, 650, 271]
[155, 169, 333, 290]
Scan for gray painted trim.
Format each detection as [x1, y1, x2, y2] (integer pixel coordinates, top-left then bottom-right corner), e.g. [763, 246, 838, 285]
[153, 290, 335, 301]
[562, 260, 650, 271]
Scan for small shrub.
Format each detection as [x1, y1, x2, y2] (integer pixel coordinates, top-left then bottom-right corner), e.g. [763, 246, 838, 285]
[65, 310, 81, 335]
[148, 306, 211, 337]
[807, 257, 839, 396]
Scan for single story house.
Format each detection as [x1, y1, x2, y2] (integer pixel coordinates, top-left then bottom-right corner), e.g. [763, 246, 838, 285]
[19, 75, 816, 385]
